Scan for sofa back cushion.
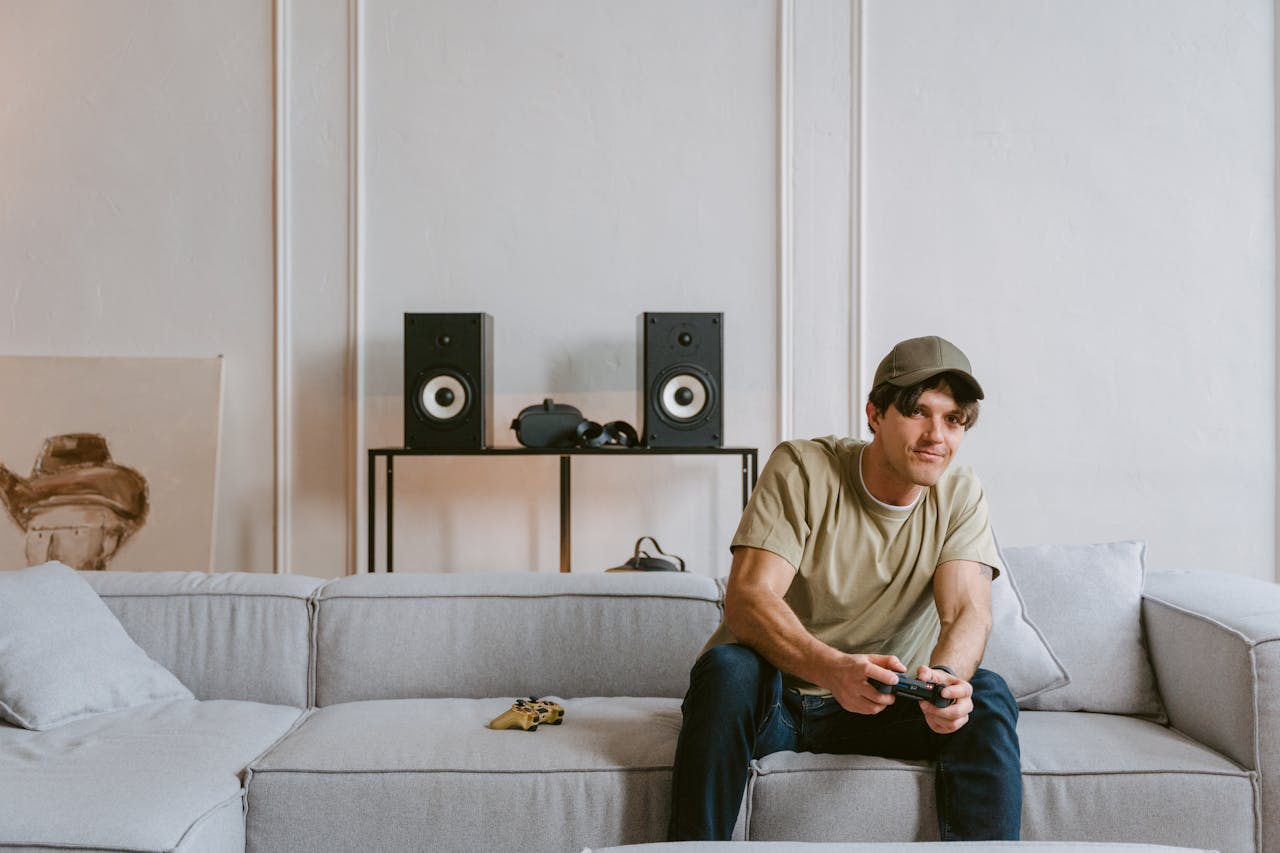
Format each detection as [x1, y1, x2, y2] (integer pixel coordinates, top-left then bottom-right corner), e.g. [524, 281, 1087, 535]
[313, 572, 722, 705]
[971, 543, 1070, 705]
[0, 563, 193, 730]
[1001, 540, 1165, 719]
[85, 571, 322, 707]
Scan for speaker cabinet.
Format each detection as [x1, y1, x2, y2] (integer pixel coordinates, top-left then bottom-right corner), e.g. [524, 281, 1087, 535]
[639, 312, 723, 447]
[404, 313, 494, 449]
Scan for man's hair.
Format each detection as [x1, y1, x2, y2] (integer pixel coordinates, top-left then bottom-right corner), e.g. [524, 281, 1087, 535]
[866, 372, 981, 435]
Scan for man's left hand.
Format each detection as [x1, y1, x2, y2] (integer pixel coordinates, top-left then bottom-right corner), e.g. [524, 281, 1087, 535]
[917, 666, 972, 734]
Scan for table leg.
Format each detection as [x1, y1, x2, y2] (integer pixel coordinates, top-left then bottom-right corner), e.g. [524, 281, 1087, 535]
[559, 455, 571, 573]
[387, 455, 395, 573]
[367, 451, 375, 572]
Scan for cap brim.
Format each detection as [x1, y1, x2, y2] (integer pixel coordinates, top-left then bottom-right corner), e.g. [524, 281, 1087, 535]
[887, 367, 985, 400]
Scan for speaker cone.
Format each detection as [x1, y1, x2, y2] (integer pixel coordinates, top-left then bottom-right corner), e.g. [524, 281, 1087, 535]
[660, 373, 709, 421]
[417, 371, 470, 423]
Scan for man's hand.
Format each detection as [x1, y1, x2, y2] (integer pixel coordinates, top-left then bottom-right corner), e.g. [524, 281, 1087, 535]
[916, 665, 972, 734]
[827, 654, 907, 715]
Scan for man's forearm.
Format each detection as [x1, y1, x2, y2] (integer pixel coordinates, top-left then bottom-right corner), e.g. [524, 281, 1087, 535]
[725, 586, 844, 689]
[928, 606, 991, 681]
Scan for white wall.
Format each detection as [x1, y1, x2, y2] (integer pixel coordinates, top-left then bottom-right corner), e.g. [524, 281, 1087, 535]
[357, 0, 779, 576]
[0, 1, 276, 572]
[861, 1, 1275, 579]
[1, 1, 1274, 581]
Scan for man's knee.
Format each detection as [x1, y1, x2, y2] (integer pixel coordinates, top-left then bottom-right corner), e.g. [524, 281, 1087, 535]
[687, 643, 776, 707]
[970, 669, 1017, 715]
[967, 668, 1020, 745]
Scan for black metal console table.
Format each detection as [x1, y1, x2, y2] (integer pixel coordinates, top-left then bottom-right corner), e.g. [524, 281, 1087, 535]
[366, 446, 758, 573]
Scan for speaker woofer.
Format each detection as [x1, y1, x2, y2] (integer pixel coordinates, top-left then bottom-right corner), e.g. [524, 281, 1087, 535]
[416, 371, 471, 423]
[657, 369, 712, 423]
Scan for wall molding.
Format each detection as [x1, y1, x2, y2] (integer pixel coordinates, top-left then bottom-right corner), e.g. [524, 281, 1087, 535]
[777, 0, 795, 444]
[850, 0, 866, 441]
[272, 0, 292, 574]
[347, 0, 365, 576]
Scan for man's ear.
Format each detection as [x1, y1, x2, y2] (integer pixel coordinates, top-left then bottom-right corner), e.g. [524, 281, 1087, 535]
[865, 400, 881, 433]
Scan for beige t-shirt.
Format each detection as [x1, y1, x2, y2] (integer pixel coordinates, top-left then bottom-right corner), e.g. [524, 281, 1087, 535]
[703, 436, 1001, 695]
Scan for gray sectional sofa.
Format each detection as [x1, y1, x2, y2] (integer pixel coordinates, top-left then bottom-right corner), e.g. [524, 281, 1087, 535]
[1, 543, 1277, 853]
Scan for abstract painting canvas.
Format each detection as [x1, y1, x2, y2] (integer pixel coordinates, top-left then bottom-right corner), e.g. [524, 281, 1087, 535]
[0, 356, 222, 571]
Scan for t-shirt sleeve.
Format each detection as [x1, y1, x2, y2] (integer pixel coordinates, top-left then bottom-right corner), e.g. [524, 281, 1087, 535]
[729, 442, 810, 570]
[937, 477, 1002, 580]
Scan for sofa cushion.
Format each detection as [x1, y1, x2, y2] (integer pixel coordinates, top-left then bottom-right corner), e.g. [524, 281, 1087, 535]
[748, 711, 1256, 851]
[1002, 541, 1164, 718]
[586, 840, 1218, 845]
[246, 696, 684, 852]
[85, 570, 324, 707]
[1017, 712, 1258, 849]
[970, 536, 1069, 704]
[0, 698, 305, 852]
[312, 572, 722, 704]
[0, 561, 193, 730]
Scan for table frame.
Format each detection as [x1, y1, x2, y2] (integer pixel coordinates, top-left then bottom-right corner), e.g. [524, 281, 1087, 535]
[366, 446, 758, 572]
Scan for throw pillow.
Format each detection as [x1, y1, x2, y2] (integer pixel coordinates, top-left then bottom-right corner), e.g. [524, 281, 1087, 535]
[0, 561, 193, 730]
[1004, 540, 1165, 719]
[977, 537, 1071, 705]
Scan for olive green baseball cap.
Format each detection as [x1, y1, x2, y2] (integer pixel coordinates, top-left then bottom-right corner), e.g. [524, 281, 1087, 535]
[872, 335, 984, 400]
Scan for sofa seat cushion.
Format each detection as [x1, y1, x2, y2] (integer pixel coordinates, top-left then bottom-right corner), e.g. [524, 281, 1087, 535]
[246, 697, 684, 853]
[748, 711, 1257, 852]
[0, 699, 305, 852]
[1017, 712, 1258, 851]
[586, 840, 1213, 845]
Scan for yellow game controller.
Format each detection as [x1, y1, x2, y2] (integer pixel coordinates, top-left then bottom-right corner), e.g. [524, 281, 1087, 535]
[487, 697, 565, 732]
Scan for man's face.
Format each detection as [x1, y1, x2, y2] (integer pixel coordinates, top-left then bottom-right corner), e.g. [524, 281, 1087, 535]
[866, 383, 968, 490]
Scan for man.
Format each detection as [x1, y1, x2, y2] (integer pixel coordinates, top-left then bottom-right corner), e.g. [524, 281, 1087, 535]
[667, 335, 1021, 842]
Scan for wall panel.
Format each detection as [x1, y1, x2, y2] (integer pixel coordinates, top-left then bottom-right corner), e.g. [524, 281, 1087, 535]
[0, 0, 276, 572]
[860, 0, 1275, 579]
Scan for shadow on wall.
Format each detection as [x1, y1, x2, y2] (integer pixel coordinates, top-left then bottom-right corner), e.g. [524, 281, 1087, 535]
[0, 433, 149, 570]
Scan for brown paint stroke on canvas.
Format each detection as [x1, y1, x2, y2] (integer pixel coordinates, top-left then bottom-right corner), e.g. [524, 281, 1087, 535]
[0, 434, 149, 570]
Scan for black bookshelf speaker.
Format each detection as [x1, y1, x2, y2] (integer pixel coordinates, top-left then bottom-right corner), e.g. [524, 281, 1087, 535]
[639, 312, 723, 447]
[404, 313, 494, 450]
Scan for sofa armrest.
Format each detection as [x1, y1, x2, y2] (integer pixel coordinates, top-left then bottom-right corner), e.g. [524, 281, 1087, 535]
[1143, 570, 1279, 853]
[1143, 570, 1279, 769]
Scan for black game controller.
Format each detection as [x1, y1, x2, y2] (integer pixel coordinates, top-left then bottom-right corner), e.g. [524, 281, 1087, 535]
[868, 674, 955, 708]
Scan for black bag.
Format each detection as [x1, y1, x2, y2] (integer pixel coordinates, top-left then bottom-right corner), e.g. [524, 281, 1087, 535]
[605, 536, 686, 572]
[511, 399, 583, 448]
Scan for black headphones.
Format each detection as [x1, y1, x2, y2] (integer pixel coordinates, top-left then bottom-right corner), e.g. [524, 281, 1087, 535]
[574, 419, 639, 448]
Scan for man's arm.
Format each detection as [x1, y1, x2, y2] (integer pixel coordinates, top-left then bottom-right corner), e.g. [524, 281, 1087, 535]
[723, 545, 907, 715]
[929, 558, 994, 679]
[916, 558, 994, 734]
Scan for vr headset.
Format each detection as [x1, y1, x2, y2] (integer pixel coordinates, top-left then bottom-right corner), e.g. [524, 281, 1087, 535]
[511, 399, 638, 449]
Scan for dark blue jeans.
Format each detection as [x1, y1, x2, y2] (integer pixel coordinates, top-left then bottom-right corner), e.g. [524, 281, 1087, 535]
[667, 643, 1022, 841]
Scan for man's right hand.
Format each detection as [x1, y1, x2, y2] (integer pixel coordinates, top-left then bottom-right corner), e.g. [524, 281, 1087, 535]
[827, 653, 907, 714]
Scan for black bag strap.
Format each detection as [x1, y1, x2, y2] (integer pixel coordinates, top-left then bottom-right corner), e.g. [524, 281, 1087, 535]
[630, 536, 686, 572]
